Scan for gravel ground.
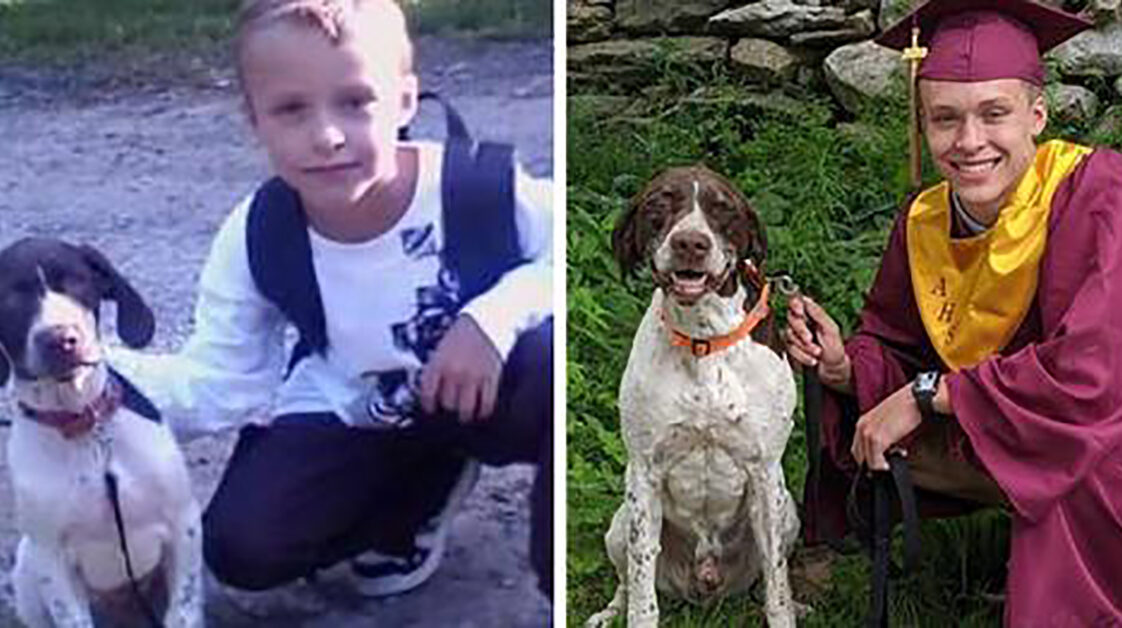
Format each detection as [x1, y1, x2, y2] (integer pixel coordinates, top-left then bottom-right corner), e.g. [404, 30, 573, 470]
[0, 36, 553, 627]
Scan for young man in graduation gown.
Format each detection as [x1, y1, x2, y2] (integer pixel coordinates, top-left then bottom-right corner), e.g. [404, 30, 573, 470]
[785, 0, 1122, 623]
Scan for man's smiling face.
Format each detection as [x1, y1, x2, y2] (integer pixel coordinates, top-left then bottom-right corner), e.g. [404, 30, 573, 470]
[920, 77, 1047, 224]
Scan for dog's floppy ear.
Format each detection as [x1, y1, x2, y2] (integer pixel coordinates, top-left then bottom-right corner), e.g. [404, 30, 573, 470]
[78, 245, 155, 348]
[743, 206, 767, 266]
[612, 191, 646, 279]
[721, 183, 766, 267]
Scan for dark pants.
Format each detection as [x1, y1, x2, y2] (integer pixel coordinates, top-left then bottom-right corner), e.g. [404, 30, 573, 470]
[202, 320, 553, 597]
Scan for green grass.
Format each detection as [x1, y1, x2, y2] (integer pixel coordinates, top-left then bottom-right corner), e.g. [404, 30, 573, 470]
[0, 0, 238, 62]
[0, 0, 548, 64]
[566, 49, 1122, 626]
[406, 0, 551, 38]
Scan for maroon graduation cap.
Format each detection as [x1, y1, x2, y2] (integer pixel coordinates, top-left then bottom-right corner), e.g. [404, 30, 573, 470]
[874, 0, 1092, 187]
[879, 0, 1092, 85]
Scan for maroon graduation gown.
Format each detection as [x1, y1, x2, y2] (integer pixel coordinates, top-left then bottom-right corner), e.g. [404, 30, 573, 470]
[805, 148, 1122, 625]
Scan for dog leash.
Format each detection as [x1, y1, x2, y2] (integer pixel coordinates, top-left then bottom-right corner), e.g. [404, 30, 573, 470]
[846, 453, 921, 628]
[770, 274, 823, 510]
[97, 424, 164, 628]
[770, 276, 921, 626]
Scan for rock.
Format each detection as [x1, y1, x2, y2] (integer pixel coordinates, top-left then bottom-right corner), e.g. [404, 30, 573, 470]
[569, 39, 660, 73]
[443, 61, 472, 79]
[1092, 104, 1122, 141]
[1049, 84, 1101, 123]
[569, 93, 641, 118]
[841, 0, 879, 12]
[709, 0, 849, 38]
[790, 9, 876, 47]
[1115, 75, 1122, 98]
[512, 76, 552, 99]
[1089, 0, 1121, 25]
[737, 89, 831, 121]
[569, 38, 728, 89]
[823, 40, 903, 113]
[616, 0, 732, 35]
[1050, 21, 1122, 77]
[568, 0, 613, 43]
[878, 0, 913, 30]
[730, 38, 800, 84]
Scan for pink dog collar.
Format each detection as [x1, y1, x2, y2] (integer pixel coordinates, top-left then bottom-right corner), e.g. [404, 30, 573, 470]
[19, 375, 122, 439]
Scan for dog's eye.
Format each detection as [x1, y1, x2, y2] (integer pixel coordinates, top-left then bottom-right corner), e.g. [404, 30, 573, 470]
[707, 199, 737, 221]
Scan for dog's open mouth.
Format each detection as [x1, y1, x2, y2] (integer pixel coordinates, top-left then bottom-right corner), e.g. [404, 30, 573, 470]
[37, 356, 100, 383]
[668, 270, 704, 293]
[670, 269, 710, 300]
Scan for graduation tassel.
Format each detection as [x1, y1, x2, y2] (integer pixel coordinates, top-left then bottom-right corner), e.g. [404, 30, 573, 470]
[903, 23, 928, 191]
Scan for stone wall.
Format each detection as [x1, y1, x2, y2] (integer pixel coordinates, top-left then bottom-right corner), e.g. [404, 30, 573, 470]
[569, 0, 1122, 130]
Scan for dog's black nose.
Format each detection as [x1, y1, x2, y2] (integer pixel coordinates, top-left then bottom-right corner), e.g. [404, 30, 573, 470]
[34, 326, 82, 361]
[671, 229, 712, 260]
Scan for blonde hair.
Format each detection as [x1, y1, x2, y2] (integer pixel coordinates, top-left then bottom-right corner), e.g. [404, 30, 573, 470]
[233, 0, 414, 87]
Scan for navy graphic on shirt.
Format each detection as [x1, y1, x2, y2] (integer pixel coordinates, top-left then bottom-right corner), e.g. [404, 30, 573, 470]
[360, 222, 461, 426]
[402, 223, 438, 258]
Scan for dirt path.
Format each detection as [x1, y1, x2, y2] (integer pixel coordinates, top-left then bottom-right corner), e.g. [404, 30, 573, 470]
[0, 37, 552, 627]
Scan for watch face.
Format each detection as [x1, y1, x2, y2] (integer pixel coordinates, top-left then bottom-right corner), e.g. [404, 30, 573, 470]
[916, 370, 939, 394]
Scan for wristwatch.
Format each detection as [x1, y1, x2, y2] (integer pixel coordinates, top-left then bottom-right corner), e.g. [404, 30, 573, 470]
[912, 370, 941, 422]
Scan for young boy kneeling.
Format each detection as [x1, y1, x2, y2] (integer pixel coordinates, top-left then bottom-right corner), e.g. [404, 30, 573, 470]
[115, 0, 553, 600]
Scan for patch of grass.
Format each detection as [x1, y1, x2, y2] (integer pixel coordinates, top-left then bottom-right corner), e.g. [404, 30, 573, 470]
[406, 0, 551, 38]
[0, 0, 549, 65]
[0, 0, 238, 63]
[567, 50, 1107, 625]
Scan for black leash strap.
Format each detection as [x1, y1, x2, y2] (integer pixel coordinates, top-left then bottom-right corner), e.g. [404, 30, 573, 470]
[866, 452, 921, 628]
[105, 470, 164, 628]
[870, 467, 891, 628]
[804, 317, 823, 514]
[889, 453, 921, 572]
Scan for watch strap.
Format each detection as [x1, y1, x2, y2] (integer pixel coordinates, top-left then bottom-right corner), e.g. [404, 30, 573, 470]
[912, 370, 940, 422]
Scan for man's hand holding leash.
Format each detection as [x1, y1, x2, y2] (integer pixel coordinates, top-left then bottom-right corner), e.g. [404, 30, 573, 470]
[784, 295, 918, 471]
[783, 295, 851, 393]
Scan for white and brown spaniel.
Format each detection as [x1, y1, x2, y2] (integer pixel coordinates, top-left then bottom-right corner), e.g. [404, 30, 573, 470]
[587, 166, 799, 628]
[0, 238, 203, 628]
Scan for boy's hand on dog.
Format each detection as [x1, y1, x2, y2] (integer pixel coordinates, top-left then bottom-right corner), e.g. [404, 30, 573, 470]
[421, 314, 501, 423]
[784, 295, 852, 393]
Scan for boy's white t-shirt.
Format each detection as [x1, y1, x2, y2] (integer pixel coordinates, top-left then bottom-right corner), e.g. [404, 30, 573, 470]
[112, 141, 552, 435]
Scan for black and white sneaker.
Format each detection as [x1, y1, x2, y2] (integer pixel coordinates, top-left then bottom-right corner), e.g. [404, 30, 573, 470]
[348, 460, 480, 598]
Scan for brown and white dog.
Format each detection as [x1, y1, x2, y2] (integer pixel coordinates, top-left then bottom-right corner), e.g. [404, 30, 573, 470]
[0, 238, 203, 628]
[586, 166, 799, 627]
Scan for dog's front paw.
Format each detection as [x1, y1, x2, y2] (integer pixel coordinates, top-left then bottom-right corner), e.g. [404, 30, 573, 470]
[764, 607, 798, 628]
[164, 606, 205, 628]
[585, 607, 620, 628]
[794, 600, 813, 619]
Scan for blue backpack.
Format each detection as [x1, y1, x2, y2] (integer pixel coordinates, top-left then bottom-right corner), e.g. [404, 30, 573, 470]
[244, 93, 526, 373]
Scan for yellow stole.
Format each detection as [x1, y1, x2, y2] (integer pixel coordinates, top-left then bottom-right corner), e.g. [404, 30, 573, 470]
[907, 139, 1091, 371]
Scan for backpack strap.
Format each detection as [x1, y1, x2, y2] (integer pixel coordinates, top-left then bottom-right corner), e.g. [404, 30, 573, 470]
[245, 178, 328, 373]
[419, 91, 525, 304]
[110, 366, 161, 423]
